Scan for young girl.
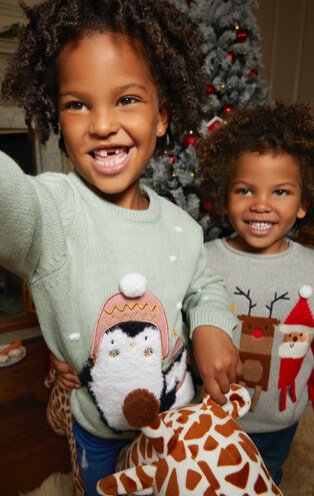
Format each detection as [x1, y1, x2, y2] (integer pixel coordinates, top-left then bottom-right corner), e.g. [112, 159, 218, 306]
[197, 100, 314, 486]
[0, 1, 240, 494]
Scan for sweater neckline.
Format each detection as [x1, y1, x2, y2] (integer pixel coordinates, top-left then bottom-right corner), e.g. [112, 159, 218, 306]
[219, 237, 295, 259]
[70, 171, 160, 223]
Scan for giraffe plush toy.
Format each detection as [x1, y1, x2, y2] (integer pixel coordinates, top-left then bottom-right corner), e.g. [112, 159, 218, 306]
[97, 384, 282, 496]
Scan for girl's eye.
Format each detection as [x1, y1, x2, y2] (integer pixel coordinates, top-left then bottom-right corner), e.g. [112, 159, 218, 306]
[66, 101, 86, 111]
[119, 96, 138, 106]
[235, 187, 251, 196]
[274, 189, 289, 196]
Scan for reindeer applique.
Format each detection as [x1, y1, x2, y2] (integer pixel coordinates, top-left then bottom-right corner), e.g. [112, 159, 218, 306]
[97, 384, 282, 496]
[234, 287, 289, 410]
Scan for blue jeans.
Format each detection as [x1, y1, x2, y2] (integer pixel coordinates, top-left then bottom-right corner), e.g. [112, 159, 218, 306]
[73, 420, 131, 496]
[248, 422, 298, 486]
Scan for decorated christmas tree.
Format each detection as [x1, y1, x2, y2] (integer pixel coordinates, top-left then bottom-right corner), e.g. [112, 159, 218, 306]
[142, 0, 268, 240]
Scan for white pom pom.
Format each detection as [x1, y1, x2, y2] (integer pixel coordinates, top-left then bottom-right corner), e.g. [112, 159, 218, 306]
[299, 285, 313, 299]
[120, 273, 147, 298]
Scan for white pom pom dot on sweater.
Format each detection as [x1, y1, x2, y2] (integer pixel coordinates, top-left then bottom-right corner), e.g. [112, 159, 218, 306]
[119, 273, 147, 298]
[299, 285, 313, 299]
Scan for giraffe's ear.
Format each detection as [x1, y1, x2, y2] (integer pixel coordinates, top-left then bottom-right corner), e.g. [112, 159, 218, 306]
[222, 384, 251, 420]
[97, 465, 156, 495]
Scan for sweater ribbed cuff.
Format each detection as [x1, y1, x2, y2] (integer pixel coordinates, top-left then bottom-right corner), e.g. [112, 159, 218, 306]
[189, 310, 237, 339]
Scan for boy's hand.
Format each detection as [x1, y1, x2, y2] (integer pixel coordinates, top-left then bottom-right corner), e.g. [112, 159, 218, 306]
[50, 352, 81, 390]
[192, 325, 243, 405]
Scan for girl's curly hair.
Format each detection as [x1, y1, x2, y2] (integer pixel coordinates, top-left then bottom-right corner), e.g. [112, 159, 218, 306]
[197, 100, 314, 228]
[1, 0, 206, 150]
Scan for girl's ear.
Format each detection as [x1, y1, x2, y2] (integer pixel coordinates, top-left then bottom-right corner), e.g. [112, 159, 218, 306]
[156, 102, 170, 137]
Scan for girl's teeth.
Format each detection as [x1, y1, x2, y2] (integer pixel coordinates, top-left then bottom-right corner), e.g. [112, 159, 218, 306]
[95, 148, 123, 157]
[250, 222, 272, 231]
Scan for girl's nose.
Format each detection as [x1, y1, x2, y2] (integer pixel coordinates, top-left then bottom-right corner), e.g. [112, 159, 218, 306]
[88, 109, 119, 137]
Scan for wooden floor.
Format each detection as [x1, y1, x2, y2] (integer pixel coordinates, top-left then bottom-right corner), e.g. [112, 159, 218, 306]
[0, 337, 71, 496]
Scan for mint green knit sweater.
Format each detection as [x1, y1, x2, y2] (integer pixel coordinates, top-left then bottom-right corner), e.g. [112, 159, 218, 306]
[0, 151, 235, 439]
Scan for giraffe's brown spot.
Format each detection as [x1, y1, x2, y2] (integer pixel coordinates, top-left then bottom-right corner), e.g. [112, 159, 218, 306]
[186, 469, 202, 490]
[97, 475, 119, 494]
[139, 435, 147, 459]
[155, 458, 169, 493]
[239, 433, 259, 462]
[176, 411, 193, 424]
[225, 461, 250, 489]
[210, 403, 228, 419]
[188, 444, 199, 458]
[217, 443, 242, 466]
[261, 461, 270, 480]
[135, 466, 154, 489]
[203, 435, 219, 451]
[153, 436, 166, 454]
[198, 461, 220, 489]
[203, 487, 217, 496]
[146, 441, 153, 459]
[131, 444, 139, 466]
[273, 482, 282, 494]
[215, 419, 240, 437]
[120, 472, 137, 493]
[170, 439, 187, 462]
[165, 468, 179, 496]
[254, 474, 268, 494]
[185, 414, 212, 440]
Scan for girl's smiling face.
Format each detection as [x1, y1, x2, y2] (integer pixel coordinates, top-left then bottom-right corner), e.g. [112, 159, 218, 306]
[227, 152, 307, 254]
[57, 32, 169, 210]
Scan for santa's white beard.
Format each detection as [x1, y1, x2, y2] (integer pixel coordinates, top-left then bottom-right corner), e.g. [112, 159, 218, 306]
[278, 340, 309, 358]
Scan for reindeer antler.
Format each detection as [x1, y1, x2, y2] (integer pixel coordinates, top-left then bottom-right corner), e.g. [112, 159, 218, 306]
[234, 287, 257, 316]
[266, 292, 289, 318]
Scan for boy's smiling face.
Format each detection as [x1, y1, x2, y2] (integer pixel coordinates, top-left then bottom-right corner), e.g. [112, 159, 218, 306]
[227, 152, 307, 255]
[57, 32, 169, 209]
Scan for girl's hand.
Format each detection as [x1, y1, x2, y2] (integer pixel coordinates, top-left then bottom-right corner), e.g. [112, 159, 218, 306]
[50, 352, 81, 391]
[192, 326, 243, 405]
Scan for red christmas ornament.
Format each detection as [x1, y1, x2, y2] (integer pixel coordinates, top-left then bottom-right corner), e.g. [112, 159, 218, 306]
[222, 103, 233, 114]
[168, 155, 176, 165]
[248, 69, 258, 78]
[227, 51, 235, 63]
[207, 116, 224, 133]
[183, 132, 197, 147]
[201, 200, 213, 213]
[206, 84, 216, 95]
[237, 28, 248, 43]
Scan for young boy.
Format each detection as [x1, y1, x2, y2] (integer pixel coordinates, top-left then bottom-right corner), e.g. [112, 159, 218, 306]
[197, 100, 314, 486]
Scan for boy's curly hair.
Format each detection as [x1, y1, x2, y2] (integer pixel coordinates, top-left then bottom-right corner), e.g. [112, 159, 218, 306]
[197, 100, 314, 228]
[1, 0, 206, 150]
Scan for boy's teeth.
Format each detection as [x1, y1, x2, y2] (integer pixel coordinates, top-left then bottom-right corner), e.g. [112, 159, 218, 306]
[250, 222, 272, 230]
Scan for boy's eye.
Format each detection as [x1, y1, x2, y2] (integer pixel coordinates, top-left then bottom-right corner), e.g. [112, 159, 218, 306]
[274, 189, 289, 196]
[119, 96, 138, 106]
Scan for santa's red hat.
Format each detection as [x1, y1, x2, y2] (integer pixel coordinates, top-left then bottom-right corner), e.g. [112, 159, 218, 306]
[279, 285, 314, 334]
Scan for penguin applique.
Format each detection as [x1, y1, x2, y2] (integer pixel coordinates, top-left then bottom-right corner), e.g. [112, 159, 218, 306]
[80, 273, 194, 432]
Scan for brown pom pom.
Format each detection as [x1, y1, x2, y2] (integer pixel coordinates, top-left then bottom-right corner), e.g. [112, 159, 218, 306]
[123, 388, 160, 429]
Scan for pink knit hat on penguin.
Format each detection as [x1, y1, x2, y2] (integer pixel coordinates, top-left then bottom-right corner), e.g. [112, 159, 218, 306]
[91, 273, 169, 359]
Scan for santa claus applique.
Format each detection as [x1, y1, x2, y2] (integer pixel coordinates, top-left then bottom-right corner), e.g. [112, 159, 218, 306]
[278, 285, 314, 412]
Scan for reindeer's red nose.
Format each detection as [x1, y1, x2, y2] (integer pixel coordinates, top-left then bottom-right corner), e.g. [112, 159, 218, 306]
[252, 327, 263, 338]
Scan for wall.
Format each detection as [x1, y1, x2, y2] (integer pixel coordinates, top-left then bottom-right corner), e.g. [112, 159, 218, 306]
[256, 0, 314, 104]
